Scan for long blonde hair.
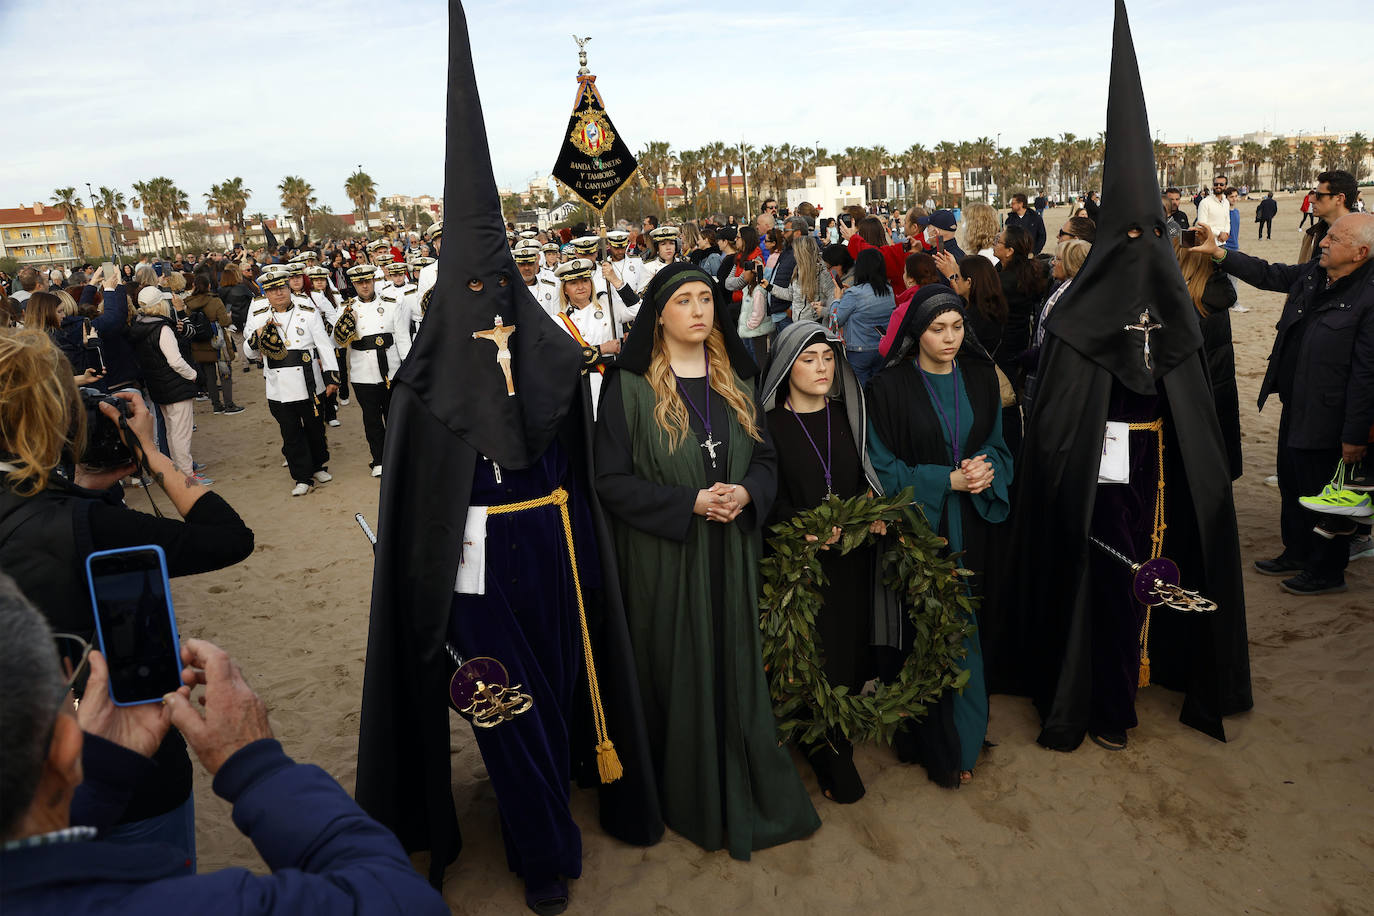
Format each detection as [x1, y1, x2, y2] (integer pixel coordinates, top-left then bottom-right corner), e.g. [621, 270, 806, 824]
[962, 202, 998, 253]
[0, 329, 83, 495]
[647, 325, 760, 450]
[791, 235, 822, 303]
[1171, 237, 1210, 316]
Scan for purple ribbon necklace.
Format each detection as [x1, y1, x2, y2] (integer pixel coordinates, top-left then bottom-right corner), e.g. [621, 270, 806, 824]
[672, 344, 722, 468]
[918, 360, 962, 466]
[787, 397, 834, 498]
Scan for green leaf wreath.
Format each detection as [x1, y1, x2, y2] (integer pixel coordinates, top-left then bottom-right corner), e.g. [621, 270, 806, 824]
[759, 489, 975, 749]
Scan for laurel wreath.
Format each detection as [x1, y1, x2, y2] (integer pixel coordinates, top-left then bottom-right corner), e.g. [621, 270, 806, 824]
[760, 490, 974, 749]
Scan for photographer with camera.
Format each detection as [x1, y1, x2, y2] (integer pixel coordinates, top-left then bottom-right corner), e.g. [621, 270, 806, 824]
[0, 577, 447, 914]
[0, 328, 255, 869]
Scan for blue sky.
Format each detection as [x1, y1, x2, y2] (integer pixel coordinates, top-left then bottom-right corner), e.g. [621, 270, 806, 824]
[3, 0, 1368, 218]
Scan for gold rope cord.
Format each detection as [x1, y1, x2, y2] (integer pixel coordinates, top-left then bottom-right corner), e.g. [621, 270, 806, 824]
[1126, 419, 1166, 688]
[487, 487, 622, 783]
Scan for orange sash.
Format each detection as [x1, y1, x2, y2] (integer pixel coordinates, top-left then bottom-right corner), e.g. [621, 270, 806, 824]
[557, 311, 605, 375]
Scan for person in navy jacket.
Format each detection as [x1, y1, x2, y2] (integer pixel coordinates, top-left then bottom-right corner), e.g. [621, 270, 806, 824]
[0, 577, 447, 916]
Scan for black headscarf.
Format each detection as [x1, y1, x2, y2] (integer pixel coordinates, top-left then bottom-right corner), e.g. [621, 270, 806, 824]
[882, 285, 989, 369]
[617, 261, 757, 378]
[762, 321, 881, 493]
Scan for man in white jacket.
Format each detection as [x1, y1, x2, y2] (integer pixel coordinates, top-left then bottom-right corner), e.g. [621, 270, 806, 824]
[1197, 174, 1232, 244]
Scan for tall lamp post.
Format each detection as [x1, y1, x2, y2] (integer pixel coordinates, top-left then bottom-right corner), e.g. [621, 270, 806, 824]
[85, 181, 108, 260]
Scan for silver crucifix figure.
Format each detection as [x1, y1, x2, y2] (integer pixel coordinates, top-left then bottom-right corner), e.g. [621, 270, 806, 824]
[1124, 310, 1163, 371]
[702, 434, 721, 468]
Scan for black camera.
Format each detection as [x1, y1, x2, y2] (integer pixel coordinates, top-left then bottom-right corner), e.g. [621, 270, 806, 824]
[79, 389, 135, 470]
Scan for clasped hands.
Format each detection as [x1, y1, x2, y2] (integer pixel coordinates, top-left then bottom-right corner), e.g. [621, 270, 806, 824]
[950, 454, 995, 494]
[695, 482, 752, 523]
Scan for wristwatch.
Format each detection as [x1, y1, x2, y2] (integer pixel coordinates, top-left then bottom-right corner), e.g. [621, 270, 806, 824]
[947, 274, 959, 281]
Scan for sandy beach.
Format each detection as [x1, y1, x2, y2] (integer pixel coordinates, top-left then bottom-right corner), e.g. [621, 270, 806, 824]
[170, 196, 1371, 914]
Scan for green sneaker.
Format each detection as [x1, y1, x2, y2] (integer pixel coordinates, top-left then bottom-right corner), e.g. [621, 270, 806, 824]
[1299, 484, 1373, 517]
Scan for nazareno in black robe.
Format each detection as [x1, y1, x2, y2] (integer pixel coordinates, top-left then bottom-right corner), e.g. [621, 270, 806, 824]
[354, 1, 661, 887]
[1008, 0, 1251, 750]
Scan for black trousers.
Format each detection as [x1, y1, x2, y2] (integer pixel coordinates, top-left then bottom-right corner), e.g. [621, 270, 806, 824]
[269, 398, 329, 484]
[1298, 211, 1316, 228]
[1257, 217, 1273, 239]
[353, 382, 391, 466]
[1276, 409, 1350, 580]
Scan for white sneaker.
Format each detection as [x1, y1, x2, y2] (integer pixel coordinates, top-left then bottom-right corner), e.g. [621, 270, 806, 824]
[339, 397, 350, 407]
[282, 459, 289, 467]
[290, 482, 311, 497]
[313, 470, 333, 483]
[328, 419, 341, 427]
[371, 465, 383, 478]
[1264, 474, 1279, 488]
[1230, 304, 1250, 313]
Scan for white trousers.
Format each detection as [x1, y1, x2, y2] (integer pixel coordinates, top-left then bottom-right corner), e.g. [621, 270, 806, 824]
[159, 399, 195, 476]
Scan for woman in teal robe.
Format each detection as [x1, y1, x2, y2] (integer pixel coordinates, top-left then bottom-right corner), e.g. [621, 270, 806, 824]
[594, 263, 819, 859]
[865, 286, 1013, 785]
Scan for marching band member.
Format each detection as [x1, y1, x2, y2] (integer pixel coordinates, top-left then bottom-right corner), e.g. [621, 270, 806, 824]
[540, 240, 562, 281]
[241, 271, 339, 497]
[514, 241, 560, 318]
[637, 225, 680, 292]
[554, 257, 621, 416]
[306, 264, 345, 427]
[335, 263, 404, 477]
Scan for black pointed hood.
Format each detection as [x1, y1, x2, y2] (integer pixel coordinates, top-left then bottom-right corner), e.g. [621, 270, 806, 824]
[392, 0, 581, 468]
[1044, 0, 1202, 396]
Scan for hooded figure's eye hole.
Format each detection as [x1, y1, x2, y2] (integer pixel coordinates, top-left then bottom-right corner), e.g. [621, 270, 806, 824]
[468, 279, 484, 291]
[1153, 226, 1163, 238]
[497, 275, 509, 287]
[1127, 227, 1143, 239]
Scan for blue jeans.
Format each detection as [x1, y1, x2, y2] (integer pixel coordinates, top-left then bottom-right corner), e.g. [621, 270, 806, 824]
[103, 795, 196, 874]
[847, 348, 883, 388]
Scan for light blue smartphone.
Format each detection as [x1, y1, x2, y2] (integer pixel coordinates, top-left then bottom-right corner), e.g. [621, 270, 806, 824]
[84, 545, 183, 706]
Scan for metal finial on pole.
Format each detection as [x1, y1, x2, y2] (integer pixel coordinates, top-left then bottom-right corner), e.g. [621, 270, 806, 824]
[573, 35, 592, 75]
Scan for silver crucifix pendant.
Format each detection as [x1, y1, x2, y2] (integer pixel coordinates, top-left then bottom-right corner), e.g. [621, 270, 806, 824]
[702, 435, 721, 468]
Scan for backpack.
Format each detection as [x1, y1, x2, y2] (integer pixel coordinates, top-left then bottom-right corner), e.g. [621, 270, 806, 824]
[184, 308, 214, 342]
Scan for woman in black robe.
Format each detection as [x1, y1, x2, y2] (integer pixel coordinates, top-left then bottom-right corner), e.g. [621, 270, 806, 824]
[761, 321, 883, 803]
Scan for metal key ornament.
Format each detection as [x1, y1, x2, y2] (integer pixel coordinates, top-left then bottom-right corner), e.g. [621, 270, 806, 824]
[1090, 537, 1218, 613]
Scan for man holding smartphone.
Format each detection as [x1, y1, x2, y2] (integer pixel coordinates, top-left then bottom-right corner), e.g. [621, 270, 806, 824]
[0, 579, 447, 914]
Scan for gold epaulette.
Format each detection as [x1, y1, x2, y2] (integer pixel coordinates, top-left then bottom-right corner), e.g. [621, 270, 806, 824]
[341, 297, 356, 306]
[252, 305, 269, 315]
[299, 303, 315, 311]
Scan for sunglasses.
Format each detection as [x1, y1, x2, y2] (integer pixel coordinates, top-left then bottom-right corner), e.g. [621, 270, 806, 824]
[1311, 190, 1340, 199]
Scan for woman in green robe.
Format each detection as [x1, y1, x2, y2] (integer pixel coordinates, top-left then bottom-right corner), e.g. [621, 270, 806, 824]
[866, 286, 1014, 786]
[594, 263, 820, 859]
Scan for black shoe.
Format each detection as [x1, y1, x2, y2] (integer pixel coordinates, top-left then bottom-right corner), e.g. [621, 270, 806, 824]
[1347, 464, 1373, 493]
[1314, 518, 1359, 539]
[1253, 556, 1305, 577]
[1279, 572, 1347, 596]
[1089, 731, 1128, 751]
[221, 403, 245, 415]
[212, 405, 225, 414]
[524, 877, 568, 916]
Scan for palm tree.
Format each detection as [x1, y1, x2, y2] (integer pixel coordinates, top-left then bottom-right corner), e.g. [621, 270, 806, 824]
[1237, 141, 1266, 188]
[94, 186, 126, 258]
[706, 141, 729, 213]
[345, 170, 378, 237]
[278, 175, 317, 238]
[1265, 138, 1289, 188]
[933, 141, 960, 207]
[901, 143, 931, 207]
[1294, 140, 1317, 188]
[734, 142, 755, 212]
[1210, 137, 1232, 180]
[1346, 132, 1370, 181]
[968, 136, 995, 202]
[51, 187, 87, 263]
[677, 148, 701, 213]
[1181, 143, 1205, 188]
[220, 177, 251, 243]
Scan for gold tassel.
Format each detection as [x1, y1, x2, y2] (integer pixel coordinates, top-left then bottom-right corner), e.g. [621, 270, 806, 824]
[596, 740, 623, 783]
[1138, 656, 1151, 688]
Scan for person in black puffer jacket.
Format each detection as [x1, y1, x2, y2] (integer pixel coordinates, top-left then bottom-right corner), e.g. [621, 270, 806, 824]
[128, 288, 200, 482]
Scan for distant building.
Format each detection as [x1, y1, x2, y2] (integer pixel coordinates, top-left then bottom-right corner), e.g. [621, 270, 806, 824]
[0, 204, 77, 267]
